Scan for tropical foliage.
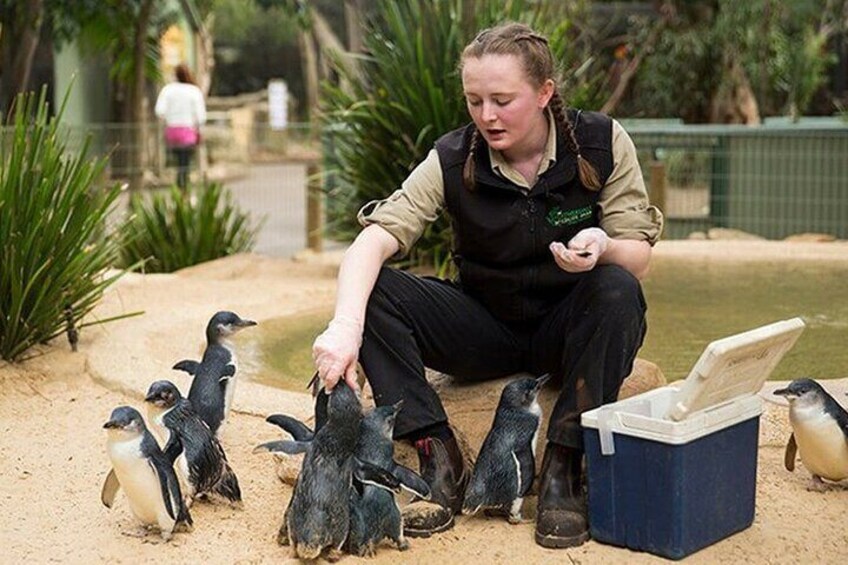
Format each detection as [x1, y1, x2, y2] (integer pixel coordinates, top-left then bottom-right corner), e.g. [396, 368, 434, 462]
[120, 183, 263, 273]
[0, 89, 130, 361]
[321, 0, 607, 270]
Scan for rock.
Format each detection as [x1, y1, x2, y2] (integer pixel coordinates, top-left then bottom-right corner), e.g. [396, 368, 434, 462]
[273, 452, 304, 486]
[783, 233, 836, 243]
[687, 231, 708, 240]
[707, 228, 765, 240]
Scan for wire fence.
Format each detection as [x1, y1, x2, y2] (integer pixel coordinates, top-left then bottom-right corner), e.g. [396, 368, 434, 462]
[39, 117, 848, 258]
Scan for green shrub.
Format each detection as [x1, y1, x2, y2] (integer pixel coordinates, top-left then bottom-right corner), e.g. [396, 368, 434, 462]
[120, 183, 262, 273]
[321, 0, 605, 270]
[0, 89, 130, 362]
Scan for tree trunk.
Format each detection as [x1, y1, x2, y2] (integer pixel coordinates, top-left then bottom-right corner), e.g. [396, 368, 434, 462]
[0, 0, 44, 116]
[298, 29, 319, 127]
[128, 0, 155, 192]
[344, 0, 364, 53]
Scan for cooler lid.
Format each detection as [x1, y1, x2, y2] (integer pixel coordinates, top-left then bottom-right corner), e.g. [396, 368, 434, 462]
[667, 317, 805, 421]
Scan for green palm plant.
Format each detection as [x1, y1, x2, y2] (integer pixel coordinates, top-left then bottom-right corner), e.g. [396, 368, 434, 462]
[321, 0, 604, 270]
[0, 89, 134, 362]
[120, 183, 263, 273]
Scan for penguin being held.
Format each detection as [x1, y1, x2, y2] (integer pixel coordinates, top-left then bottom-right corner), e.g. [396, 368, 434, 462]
[101, 406, 193, 540]
[173, 311, 256, 435]
[348, 400, 431, 557]
[462, 374, 550, 522]
[255, 381, 400, 560]
[144, 380, 242, 507]
[773, 378, 848, 490]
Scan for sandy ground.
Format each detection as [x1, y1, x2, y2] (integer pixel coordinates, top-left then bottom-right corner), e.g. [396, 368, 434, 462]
[2, 241, 848, 564]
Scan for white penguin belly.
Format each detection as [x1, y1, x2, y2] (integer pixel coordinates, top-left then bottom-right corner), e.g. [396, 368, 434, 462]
[223, 347, 238, 419]
[108, 437, 175, 529]
[792, 412, 848, 481]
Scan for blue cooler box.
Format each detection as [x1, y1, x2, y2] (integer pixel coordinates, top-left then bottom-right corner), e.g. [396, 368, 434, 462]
[581, 318, 805, 560]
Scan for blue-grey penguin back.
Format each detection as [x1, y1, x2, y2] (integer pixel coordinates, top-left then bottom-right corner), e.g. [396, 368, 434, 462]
[288, 382, 363, 559]
[145, 380, 241, 503]
[463, 375, 548, 514]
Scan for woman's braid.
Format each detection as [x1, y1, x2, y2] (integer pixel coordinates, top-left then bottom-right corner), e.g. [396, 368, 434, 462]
[462, 127, 481, 191]
[550, 91, 601, 190]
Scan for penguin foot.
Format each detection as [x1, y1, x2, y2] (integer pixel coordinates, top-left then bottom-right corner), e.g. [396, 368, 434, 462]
[806, 475, 830, 492]
[120, 527, 150, 539]
[277, 524, 290, 546]
[326, 548, 344, 562]
[395, 537, 410, 551]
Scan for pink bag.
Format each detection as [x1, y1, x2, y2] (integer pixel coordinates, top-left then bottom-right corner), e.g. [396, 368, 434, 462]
[164, 126, 199, 147]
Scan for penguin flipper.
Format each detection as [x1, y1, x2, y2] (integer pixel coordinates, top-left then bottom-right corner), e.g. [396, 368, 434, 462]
[390, 462, 431, 499]
[218, 364, 236, 384]
[514, 446, 536, 497]
[173, 359, 200, 376]
[253, 440, 311, 455]
[266, 414, 315, 442]
[314, 388, 329, 433]
[354, 459, 401, 493]
[101, 468, 120, 508]
[784, 433, 797, 472]
[163, 434, 184, 466]
[149, 458, 182, 523]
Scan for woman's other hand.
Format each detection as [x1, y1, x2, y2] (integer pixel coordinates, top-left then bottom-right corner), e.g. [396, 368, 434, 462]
[312, 315, 363, 391]
[549, 227, 609, 273]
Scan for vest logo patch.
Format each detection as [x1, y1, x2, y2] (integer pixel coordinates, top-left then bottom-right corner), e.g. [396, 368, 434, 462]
[546, 205, 592, 227]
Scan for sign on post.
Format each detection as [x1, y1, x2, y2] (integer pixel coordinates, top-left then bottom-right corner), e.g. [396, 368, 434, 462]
[268, 79, 289, 130]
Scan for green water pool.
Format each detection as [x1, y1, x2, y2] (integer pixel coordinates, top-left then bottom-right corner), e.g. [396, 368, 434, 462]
[247, 257, 848, 390]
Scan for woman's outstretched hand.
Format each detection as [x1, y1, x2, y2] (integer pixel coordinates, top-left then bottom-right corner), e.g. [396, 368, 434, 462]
[311, 315, 363, 391]
[550, 227, 610, 273]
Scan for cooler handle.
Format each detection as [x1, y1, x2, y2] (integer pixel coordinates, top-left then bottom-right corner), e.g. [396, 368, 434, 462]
[597, 406, 618, 456]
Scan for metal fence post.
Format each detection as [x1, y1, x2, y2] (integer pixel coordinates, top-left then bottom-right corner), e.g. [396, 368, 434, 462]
[306, 160, 323, 252]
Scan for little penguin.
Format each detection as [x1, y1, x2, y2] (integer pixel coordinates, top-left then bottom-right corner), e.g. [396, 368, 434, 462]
[774, 378, 848, 490]
[144, 380, 242, 506]
[173, 311, 256, 435]
[462, 374, 550, 522]
[348, 401, 431, 557]
[255, 382, 400, 560]
[101, 406, 193, 540]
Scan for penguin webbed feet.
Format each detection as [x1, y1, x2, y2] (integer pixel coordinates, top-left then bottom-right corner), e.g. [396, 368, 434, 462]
[807, 475, 831, 492]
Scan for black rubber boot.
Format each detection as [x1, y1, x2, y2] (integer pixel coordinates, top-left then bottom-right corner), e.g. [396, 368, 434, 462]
[534, 443, 590, 548]
[402, 435, 469, 538]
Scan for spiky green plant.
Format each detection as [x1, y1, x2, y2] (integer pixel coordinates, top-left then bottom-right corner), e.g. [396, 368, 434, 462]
[321, 0, 605, 270]
[120, 183, 263, 273]
[0, 88, 132, 362]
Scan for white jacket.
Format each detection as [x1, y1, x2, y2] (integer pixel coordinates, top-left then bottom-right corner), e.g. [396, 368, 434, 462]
[155, 82, 206, 128]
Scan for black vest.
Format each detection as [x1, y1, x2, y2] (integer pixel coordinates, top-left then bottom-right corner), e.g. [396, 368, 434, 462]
[435, 110, 614, 322]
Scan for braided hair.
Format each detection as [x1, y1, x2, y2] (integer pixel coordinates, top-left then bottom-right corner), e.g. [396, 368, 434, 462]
[459, 23, 600, 192]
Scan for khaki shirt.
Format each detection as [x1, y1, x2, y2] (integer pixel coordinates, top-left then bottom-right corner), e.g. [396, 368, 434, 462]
[358, 118, 664, 257]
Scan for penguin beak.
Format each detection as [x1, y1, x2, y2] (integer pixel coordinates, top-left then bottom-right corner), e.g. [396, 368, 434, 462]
[237, 319, 257, 328]
[534, 373, 552, 391]
[103, 419, 121, 429]
[773, 388, 794, 398]
[144, 392, 158, 403]
[392, 400, 405, 415]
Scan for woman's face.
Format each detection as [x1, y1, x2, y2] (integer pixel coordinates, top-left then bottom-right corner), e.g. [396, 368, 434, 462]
[461, 54, 553, 156]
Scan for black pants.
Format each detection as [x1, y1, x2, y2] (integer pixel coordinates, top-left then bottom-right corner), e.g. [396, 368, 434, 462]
[171, 146, 195, 189]
[360, 265, 647, 449]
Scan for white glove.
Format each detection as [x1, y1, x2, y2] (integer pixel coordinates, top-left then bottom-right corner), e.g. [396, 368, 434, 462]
[312, 315, 363, 391]
[549, 227, 610, 273]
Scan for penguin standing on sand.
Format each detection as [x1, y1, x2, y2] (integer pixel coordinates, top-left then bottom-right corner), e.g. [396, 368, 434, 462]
[101, 406, 193, 540]
[463, 374, 550, 522]
[173, 311, 256, 435]
[773, 378, 848, 490]
[348, 401, 430, 557]
[256, 382, 399, 560]
[144, 380, 242, 506]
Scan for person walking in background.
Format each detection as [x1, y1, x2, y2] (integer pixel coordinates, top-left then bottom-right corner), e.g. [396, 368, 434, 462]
[311, 22, 663, 548]
[155, 64, 206, 189]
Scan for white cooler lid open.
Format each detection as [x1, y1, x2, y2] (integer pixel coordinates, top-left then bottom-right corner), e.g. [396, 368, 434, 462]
[667, 317, 806, 421]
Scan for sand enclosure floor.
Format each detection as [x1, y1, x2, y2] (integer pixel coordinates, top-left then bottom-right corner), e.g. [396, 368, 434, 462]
[2, 241, 848, 563]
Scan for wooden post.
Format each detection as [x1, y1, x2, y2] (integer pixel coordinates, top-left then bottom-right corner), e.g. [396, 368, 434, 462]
[306, 161, 323, 252]
[649, 160, 666, 215]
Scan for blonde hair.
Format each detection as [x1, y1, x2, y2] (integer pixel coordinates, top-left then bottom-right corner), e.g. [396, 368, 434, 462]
[459, 23, 600, 191]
